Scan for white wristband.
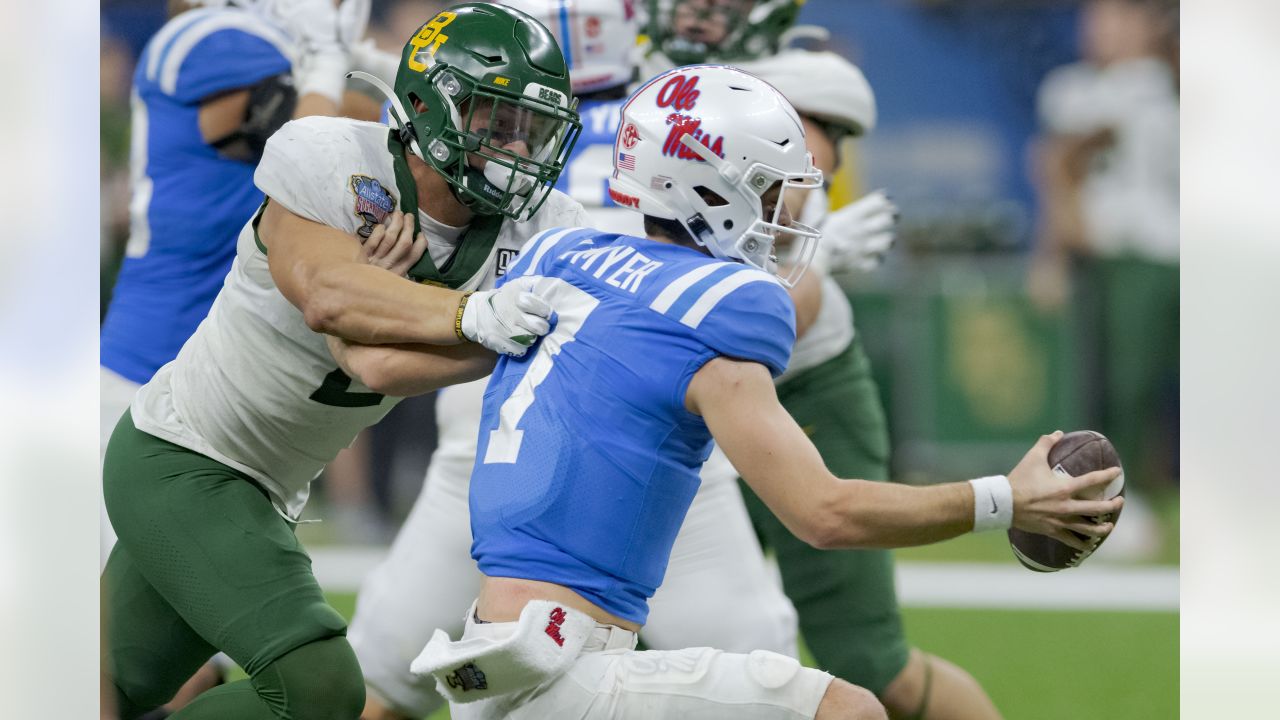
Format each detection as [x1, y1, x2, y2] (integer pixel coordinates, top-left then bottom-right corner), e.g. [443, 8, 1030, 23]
[968, 475, 1013, 532]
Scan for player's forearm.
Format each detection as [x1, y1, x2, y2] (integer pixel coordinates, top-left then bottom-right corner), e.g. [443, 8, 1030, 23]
[330, 338, 495, 397]
[298, 264, 465, 346]
[813, 479, 975, 549]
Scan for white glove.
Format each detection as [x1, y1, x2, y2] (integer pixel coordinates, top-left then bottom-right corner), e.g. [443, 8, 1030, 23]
[270, 0, 349, 104]
[461, 277, 554, 357]
[813, 189, 898, 273]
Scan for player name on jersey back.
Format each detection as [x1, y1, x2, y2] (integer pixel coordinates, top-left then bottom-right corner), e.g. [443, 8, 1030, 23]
[558, 242, 664, 294]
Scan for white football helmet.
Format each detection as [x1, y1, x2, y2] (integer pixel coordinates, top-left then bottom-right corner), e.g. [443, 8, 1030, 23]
[497, 0, 639, 95]
[608, 65, 822, 286]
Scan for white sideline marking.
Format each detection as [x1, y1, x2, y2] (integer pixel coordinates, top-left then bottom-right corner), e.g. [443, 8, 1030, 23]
[310, 547, 1179, 612]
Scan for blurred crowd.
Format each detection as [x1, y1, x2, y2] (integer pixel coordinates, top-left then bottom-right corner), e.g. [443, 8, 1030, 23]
[100, 0, 1179, 553]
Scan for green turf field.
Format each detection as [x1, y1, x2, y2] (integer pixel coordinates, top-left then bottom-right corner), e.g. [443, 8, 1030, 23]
[319, 593, 1177, 720]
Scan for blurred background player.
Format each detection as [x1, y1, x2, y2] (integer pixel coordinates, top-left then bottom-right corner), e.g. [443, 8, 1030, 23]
[349, 4, 802, 719]
[101, 4, 584, 717]
[643, 1, 1005, 717]
[1027, 0, 1178, 560]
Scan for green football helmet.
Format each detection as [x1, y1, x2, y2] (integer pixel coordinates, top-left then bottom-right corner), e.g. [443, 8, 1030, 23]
[644, 0, 804, 66]
[354, 2, 581, 221]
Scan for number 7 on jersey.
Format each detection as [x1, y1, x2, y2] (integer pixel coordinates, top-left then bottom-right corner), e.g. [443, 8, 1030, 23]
[483, 278, 599, 464]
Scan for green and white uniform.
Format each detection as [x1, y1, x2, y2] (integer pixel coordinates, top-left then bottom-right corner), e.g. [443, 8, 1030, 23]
[131, 116, 586, 520]
[104, 115, 585, 719]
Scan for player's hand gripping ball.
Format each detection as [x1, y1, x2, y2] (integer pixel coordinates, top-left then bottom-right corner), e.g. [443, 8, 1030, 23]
[1008, 430, 1125, 572]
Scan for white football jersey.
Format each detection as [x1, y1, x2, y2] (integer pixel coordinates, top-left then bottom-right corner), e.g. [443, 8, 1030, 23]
[131, 116, 588, 518]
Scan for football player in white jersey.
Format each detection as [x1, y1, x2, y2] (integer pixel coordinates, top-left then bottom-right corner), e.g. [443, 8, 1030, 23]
[645, 2, 1006, 717]
[348, 4, 804, 718]
[100, 5, 589, 719]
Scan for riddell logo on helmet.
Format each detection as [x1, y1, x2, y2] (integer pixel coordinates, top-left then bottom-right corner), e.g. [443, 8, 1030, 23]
[621, 124, 640, 149]
[663, 113, 724, 161]
[656, 75, 701, 112]
[608, 187, 640, 208]
[544, 607, 567, 646]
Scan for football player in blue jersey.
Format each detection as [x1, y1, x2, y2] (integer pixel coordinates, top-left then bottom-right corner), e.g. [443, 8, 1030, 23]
[328, 65, 1123, 720]
[346, 5, 805, 718]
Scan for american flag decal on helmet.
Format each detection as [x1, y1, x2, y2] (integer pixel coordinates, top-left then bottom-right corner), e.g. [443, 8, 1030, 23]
[617, 153, 636, 171]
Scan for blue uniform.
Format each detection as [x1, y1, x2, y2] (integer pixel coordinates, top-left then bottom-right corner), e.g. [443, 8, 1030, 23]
[469, 228, 796, 624]
[100, 8, 292, 384]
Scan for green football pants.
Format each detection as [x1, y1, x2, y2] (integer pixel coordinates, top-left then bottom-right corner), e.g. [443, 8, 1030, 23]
[1088, 254, 1180, 490]
[741, 336, 910, 696]
[102, 411, 361, 719]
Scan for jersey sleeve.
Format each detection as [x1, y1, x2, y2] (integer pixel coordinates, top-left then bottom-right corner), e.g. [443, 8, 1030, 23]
[692, 269, 797, 377]
[161, 24, 292, 103]
[254, 118, 350, 228]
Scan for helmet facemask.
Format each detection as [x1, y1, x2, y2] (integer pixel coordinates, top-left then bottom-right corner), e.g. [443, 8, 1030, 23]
[396, 60, 580, 221]
[675, 134, 822, 287]
[648, 0, 804, 64]
[351, 4, 582, 222]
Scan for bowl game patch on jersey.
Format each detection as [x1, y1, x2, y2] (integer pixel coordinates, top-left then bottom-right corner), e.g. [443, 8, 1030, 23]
[351, 175, 396, 238]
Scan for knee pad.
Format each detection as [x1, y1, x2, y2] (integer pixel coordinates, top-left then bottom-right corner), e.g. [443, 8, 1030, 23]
[255, 637, 365, 720]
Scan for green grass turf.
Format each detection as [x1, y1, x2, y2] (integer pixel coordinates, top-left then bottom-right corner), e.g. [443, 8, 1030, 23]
[317, 594, 1177, 720]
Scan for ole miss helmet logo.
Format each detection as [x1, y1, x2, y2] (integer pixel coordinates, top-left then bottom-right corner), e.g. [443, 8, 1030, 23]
[656, 74, 701, 112]
[621, 123, 640, 149]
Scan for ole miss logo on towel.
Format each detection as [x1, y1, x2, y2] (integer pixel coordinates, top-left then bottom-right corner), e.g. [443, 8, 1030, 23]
[544, 606, 567, 646]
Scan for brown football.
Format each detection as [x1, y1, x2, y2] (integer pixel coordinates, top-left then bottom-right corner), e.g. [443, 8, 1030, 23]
[1007, 430, 1125, 572]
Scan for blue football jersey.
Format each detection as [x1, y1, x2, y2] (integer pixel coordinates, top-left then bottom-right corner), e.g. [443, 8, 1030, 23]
[100, 8, 293, 384]
[469, 228, 796, 624]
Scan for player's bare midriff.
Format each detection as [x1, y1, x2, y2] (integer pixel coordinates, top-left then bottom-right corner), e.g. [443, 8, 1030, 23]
[477, 576, 643, 633]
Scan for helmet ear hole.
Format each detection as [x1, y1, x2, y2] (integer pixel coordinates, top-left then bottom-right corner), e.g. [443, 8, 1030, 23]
[692, 186, 730, 207]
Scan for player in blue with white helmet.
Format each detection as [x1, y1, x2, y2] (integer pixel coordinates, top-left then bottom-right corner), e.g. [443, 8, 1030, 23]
[347, 6, 802, 718]
[334, 64, 1124, 719]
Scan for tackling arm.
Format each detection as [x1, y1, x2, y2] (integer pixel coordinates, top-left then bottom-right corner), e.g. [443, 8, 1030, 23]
[325, 336, 496, 397]
[260, 198, 467, 346]
[686, 357, 1124, 550]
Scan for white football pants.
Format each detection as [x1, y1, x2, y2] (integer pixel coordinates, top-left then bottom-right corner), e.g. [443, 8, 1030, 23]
[349, 378, 799, 717]
[443, 605, 831, 720]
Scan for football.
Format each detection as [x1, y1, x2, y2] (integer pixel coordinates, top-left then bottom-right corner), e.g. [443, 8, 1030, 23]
[1008, 431, 1125, 572]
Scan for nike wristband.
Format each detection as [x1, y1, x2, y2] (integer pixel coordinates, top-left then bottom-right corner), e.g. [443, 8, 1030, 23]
[968, 475, 1013, 532]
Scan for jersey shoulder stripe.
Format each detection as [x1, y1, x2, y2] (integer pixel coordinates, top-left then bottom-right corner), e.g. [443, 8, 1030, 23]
[144, 8, 216, 83]
[508, 227, 573, 278]
[154, 12, 292, 96]
[648, 262, 724, 313]
[661, 264, 743, 322]
[678, 267, 781, 329]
